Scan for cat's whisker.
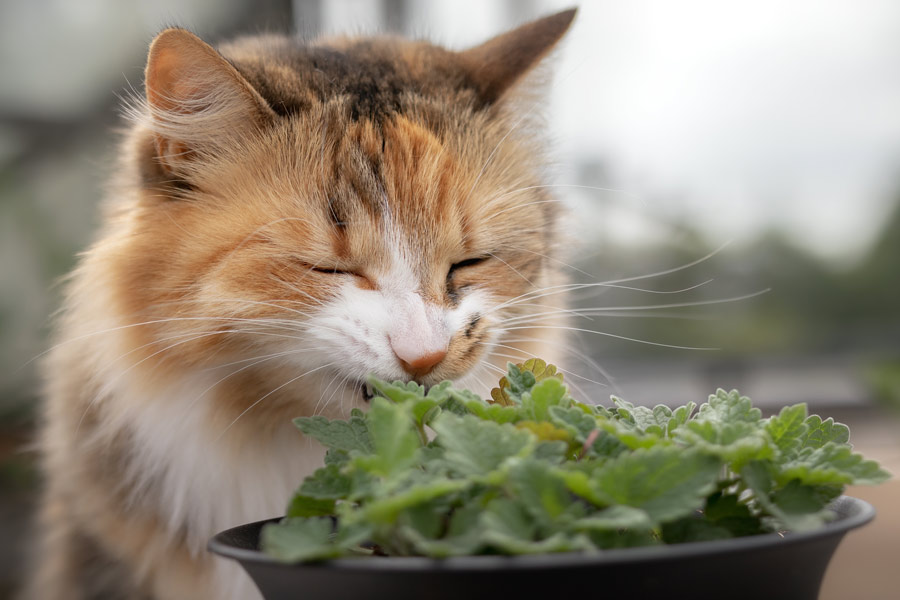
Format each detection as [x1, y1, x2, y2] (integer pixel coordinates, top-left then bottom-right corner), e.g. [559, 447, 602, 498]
[485, 183, 647, 220]
[315, 370, 348, 418]
[502, 288, 771, 320]
[485, 243, 733, 314]
[497, 308, 719, 326]
[484, 197, 563, 221]
[74, 325, 328, 436]
[502, 244, 594, 278]
[500, 324, 718, 351]
[180, 347, 328, 426]
[197, 346, 332, 372]
[487, 278, 718, 316]
[485, 251, 535, 287]
[216, 362, 337, 442]
[270, 276, 330, 308]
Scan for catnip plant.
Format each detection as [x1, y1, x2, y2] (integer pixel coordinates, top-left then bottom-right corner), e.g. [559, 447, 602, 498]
[262, 360, 889, 561]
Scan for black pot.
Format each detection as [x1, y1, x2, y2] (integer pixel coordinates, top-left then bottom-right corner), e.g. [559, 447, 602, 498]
[209, 495, 873, 600]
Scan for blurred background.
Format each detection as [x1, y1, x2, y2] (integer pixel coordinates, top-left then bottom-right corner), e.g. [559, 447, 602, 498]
[1, 0, 898, 598]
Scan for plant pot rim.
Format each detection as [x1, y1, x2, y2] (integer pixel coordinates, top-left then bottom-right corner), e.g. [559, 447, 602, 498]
[208, 495, 874, 571]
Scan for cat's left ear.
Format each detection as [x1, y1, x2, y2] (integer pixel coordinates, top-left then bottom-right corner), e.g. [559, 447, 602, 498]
[143, 28, 276, 174]
[459, 8, 576, 106]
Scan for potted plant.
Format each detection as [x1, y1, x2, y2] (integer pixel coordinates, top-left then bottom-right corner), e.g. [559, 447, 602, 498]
[209, 360, 888, 600]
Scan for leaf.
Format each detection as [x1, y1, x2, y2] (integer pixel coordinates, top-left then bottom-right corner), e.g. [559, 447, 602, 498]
[661, 517, 732, 543]
[480, 497, 537, 542]
[506, 459, 575, 527]
[298, 464, 352, 499]
[612, 398, 672, 436]
[778, 443, 891, 487]
[548, 405, 597, 442]
[522, 377, 571, 422]
[359, 397, 421, 478]
[704, 492, 764, 537]
[587, 447, 722, 525]
[362, 479, 467, 523]
[741, 461, 833, 532]
[572, 505, 654, 531]
[515, 421, 573, 444]
[433, 414, 534, 476]
[599, 418, 666, 450]
[367, 377, 426, 404]
[676, 419, 774, 470]
[294, 414, 373, 454]
[800, 415, 850, 449]
[489, 359, 563, 406]
[285, 494, 336, 518]
[261, 518, 339, 562]
[464, 399, 520, 424]
[696, 388, 762, 424]
[765, 403, 809, 459]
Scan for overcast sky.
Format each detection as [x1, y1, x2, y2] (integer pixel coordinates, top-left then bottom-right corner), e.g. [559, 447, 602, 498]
[543, 0, 900, 263]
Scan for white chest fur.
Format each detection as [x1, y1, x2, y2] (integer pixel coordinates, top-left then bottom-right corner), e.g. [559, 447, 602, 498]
[114, 373, 324, 599]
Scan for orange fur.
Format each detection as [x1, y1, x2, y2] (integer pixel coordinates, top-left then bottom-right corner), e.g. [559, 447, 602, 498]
[29, 10, 575, 600]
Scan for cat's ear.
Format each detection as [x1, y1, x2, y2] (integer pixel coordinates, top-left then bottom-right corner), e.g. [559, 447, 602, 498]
[143, 28, 275, 174]
[459, 8, 576, 106]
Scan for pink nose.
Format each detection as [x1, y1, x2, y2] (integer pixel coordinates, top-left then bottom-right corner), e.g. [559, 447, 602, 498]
[396, 350, 447, 378]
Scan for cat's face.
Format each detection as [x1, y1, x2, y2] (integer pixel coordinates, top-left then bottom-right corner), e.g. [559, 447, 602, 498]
[111, 12, 574, 420]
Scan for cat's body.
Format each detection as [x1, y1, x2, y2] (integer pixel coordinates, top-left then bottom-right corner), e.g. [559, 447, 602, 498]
[29, 10, 575, 600]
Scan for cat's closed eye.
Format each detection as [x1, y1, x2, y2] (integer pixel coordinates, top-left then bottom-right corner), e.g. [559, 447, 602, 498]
[448, 255, 490, 275]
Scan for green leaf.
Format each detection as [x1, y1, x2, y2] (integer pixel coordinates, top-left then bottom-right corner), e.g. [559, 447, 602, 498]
[587, 447, 722, 524]
[778, 443, 891, 486]
[676, 419, 774, 469]
[800, 415, 850, 449]
[360, 397, 421, 478]
[599, 418, 666, 450]
[612, 398, 679, 437]
[506, 459, 574, 526]
[696, 389, 762, 424]
[480, 497, 537, 542]
[367, 377, 426, 404]
[548, 405, 597, 442]
[464, 399, 521, 424]
[661, 517, 732, 543]
[741, 461, 833, 532]
[522, 377, 570, 422]
[433, 414, 534, 476]
[286, 494, 336, 518]
[362, 479, 467, 523]
[704, 492, 765, 537]
[294, 414, 373, 454]
[298, 464, 352, 499]
[572, 505, 654, 531]
[765, 403, 809, 459]
[261, 518, 339, 562]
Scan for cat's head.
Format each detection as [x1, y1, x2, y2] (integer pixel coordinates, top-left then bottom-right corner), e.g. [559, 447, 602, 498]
[110, 10, 575, 422]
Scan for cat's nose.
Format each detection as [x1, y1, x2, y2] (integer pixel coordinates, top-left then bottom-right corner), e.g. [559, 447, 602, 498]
[393, 348, 447, 378]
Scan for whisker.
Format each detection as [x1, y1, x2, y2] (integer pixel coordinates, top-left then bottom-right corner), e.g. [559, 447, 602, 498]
[500, 324, 719, 351]
[216, 362, 335, 441]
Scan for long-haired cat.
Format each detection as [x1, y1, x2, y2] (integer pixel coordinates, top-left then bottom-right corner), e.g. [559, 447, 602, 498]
[29, 9, 576, 600]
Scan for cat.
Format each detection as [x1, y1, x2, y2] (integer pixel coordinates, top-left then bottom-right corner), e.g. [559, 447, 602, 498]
[27, 8, 576, 600]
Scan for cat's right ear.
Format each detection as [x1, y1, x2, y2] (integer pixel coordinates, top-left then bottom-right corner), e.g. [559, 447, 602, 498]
[143, 28, 275, 175]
